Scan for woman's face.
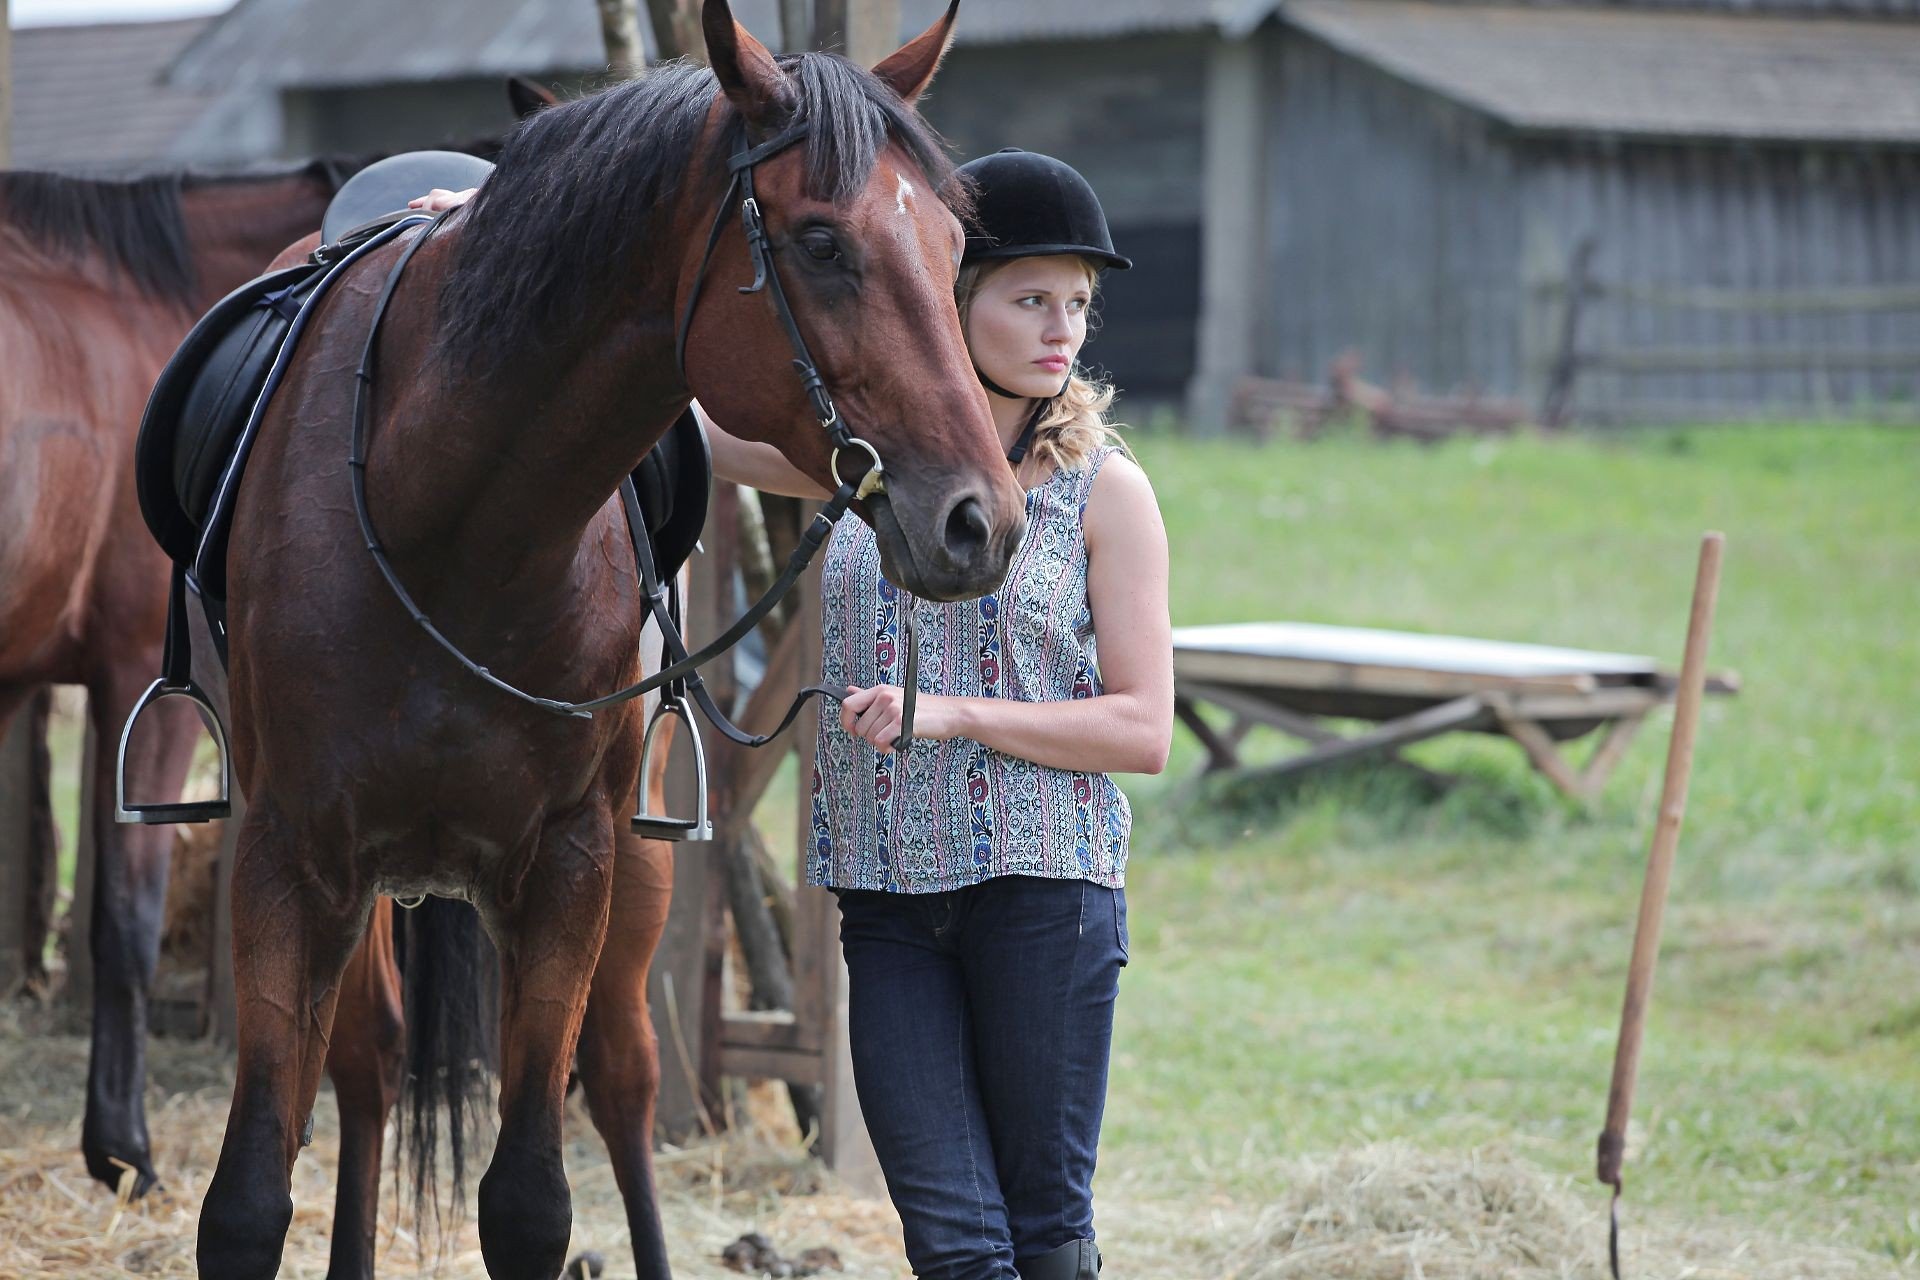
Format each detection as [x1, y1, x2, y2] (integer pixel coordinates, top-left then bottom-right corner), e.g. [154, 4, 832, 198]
[964, 256, 1096, 400]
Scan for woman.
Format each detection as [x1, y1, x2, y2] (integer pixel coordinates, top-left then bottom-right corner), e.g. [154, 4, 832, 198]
[417, 147, 1171, 1280]
[704, 149, 1172, 1280]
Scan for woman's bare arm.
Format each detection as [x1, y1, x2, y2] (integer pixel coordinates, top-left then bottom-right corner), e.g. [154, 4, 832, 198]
[838, 453, 1174, 775]
[696, 404, 829, 499]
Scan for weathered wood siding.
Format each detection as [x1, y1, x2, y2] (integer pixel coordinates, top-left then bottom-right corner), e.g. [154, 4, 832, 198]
[1261, 30, 1526, 397]
[1268, 25, 1920, 421]
[923, 36, 1209, 404]
[1518, 141, 1920, 420]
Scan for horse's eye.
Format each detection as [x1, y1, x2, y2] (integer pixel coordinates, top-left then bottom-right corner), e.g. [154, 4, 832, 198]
[801, 232, 842, 263]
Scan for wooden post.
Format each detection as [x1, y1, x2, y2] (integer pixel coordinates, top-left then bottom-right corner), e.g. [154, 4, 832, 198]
[649, 557, 724, 1140]
[1185, 33, 1266, 434]
[791, 565, 882, 1191]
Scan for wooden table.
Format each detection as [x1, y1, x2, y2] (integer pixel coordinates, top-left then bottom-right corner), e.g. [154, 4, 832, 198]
[1172, 622, 1739, 801]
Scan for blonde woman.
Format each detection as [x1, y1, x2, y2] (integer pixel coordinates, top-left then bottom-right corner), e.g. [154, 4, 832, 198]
[704, 149, 1172, 1280]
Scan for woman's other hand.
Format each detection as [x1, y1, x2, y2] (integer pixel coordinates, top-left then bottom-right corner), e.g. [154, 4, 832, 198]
[407, 187, 478, 212]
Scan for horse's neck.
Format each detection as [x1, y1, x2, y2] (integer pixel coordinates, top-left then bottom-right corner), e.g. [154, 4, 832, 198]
[370, 236, 690, 592]
[179, 173, 335, 311]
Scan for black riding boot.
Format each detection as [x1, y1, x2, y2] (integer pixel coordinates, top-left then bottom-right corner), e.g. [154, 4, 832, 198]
[1017, 1238, 1101, 1280]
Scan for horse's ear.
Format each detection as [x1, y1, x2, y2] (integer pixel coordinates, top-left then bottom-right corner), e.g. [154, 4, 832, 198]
[507, 75, 558, 120]
[871, 0, 959, 106]
[703, 0, 796, 131]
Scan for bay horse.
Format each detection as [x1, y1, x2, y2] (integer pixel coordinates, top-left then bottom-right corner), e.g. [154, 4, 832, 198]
[0, 82, 556, 1202]
[202, 4, 1023, 1279]
[0, 159, 352, 1196]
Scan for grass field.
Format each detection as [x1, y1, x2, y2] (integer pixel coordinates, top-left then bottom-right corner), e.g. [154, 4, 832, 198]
[21, 422, 1917, 1275]
[1102, 422, 1918, 1269]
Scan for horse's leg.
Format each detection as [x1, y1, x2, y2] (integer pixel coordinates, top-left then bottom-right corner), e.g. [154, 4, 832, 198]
[24, 686, 60, 995]
[198, 804, 364, 1280]
[80, 660, 198, 1194]
[576, 831, 675, 1279]
[324, 897, 404, 1280]
[478, 802, 618, 1280]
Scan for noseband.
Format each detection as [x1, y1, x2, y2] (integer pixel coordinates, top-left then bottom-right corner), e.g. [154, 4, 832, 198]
[348, 121, 918, 761]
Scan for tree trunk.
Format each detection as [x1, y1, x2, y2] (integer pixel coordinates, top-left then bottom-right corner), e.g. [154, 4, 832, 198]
[644, 0, 709, 64]
[597, 0, 645, 77]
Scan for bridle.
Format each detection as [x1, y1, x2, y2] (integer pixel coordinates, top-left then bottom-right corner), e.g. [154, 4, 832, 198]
[347, 120, 919, 772]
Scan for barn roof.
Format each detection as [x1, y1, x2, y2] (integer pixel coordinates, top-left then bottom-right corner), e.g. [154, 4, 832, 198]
[1284, 0, 1920, 145]
[167, 0, 1284, 90]
[9, 18, 224, 170]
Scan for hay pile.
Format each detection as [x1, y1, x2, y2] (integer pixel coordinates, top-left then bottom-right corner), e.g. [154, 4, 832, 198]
[1226, 1142, 1898, 1280]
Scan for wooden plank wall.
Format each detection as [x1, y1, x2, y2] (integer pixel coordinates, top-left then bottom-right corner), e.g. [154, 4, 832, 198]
[1267, 26, 1920, 422]
[1261, 31, 1526, 399]
[1519, 141, 1920, 421]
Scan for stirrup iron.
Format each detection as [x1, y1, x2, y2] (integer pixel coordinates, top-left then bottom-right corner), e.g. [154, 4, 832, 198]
[115, 679, 232, 824]
[630, 694, 710, 842]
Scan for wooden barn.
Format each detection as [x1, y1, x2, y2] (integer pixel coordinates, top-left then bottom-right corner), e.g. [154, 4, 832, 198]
[28, 0, 1920, 422]
[159, 0, 1253, 408]
[1256, 0, 1920, 423]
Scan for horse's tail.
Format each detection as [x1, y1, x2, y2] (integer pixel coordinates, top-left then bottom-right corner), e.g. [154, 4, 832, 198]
[393, 895, 499, 1225]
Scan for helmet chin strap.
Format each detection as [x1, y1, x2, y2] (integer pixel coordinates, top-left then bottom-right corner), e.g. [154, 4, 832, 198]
[977, 366, 1074, 465]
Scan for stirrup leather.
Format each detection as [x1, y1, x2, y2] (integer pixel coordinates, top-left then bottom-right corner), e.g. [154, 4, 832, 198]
[630, 693, 711, 842]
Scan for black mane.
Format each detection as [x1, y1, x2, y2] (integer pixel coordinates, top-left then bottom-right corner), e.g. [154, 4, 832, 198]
[0, 170, 197, 303]
[437, 54, 966, 374]
[0, 160, 348, 306]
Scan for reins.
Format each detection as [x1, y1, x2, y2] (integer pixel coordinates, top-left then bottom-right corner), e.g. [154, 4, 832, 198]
[348, 123, 918, 753]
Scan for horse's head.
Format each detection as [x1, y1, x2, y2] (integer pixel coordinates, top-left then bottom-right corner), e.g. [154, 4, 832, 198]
[680, 0, 1026, 603]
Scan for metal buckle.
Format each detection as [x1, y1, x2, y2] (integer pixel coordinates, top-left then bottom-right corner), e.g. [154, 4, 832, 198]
[831, 435, 886, 500]
[115, 679, 233, 824]
[630, 694, 711, 842]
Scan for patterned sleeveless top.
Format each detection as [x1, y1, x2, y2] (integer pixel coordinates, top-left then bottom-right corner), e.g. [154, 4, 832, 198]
[808, 444, 1131, 893]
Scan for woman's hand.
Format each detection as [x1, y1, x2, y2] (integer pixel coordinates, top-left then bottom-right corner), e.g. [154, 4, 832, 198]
[838, 685, 960, 752]
[407, 187, 478, 212]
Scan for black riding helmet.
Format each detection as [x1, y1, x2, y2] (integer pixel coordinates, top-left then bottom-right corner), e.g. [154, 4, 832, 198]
[955, 148, 1132, 271]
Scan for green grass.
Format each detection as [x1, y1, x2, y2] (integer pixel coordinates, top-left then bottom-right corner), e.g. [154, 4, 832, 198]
[1103, 424, 1920, 1264]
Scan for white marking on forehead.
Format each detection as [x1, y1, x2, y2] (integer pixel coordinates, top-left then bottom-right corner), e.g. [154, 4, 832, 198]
[895, 175, 916, 217]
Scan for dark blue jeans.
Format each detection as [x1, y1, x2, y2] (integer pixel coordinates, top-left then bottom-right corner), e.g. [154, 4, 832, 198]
[835, 875, 1129, 1280]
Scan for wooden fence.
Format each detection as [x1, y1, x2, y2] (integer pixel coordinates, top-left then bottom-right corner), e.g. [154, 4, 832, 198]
[1540, 236, 1920, 424]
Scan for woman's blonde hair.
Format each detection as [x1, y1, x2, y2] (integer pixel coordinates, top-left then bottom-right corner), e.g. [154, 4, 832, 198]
[955, 257, 1133, 474]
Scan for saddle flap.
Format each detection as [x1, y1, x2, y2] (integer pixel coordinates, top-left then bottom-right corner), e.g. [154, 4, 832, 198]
[631, 407, 712, 581]
[136, 263, 325, 567]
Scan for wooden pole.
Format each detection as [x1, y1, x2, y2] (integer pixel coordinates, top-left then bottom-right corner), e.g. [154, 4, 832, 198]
[1597, 532, 1725, 1260]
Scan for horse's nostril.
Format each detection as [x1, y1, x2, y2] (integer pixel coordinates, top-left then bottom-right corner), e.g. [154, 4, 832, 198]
[942, 495, 992, 561]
